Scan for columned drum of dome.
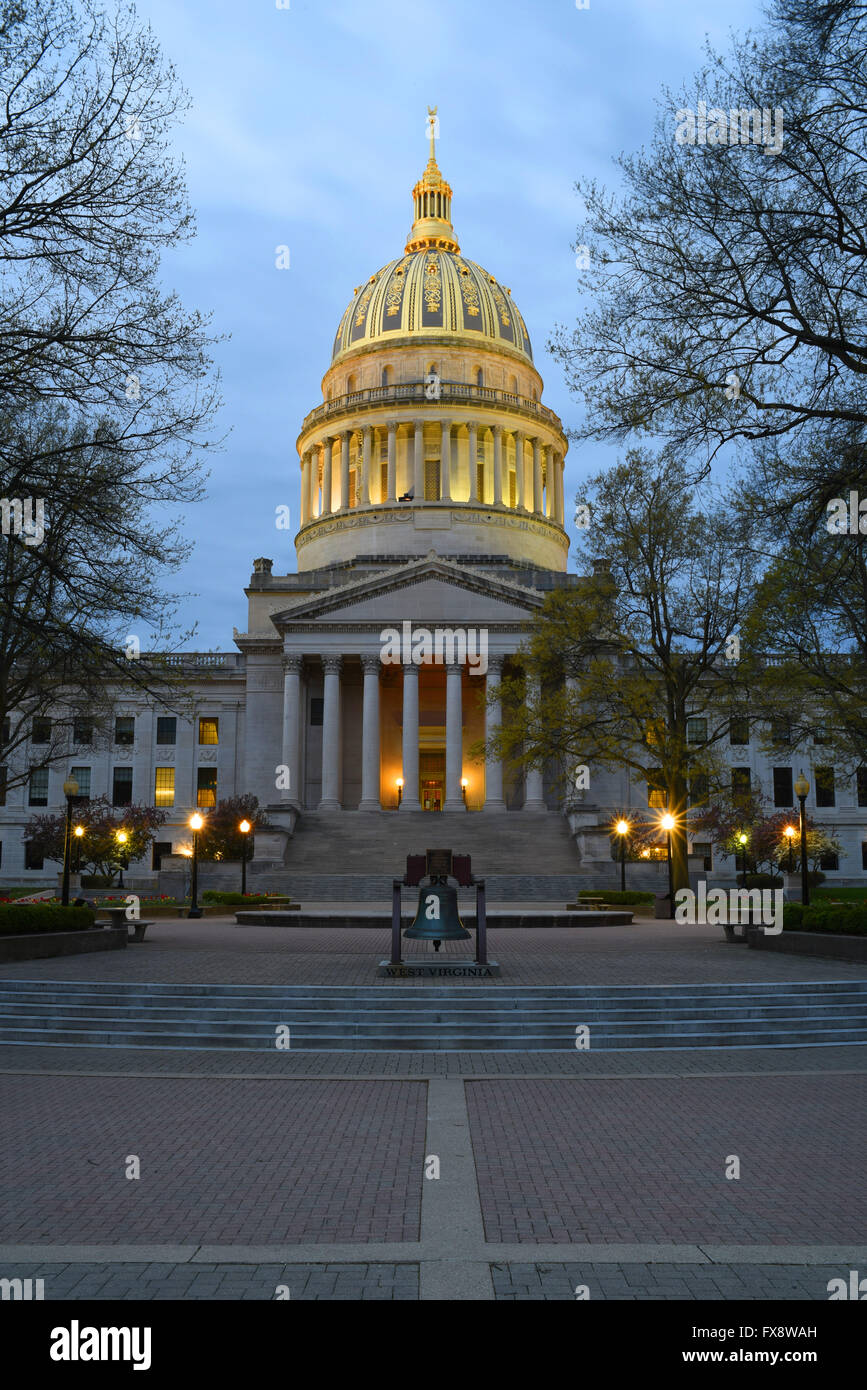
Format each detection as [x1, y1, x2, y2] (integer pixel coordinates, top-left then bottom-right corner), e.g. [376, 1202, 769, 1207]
[294, 134, 569, 573]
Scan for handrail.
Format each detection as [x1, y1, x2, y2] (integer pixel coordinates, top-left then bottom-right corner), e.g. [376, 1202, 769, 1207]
[299, 381, 563, 437]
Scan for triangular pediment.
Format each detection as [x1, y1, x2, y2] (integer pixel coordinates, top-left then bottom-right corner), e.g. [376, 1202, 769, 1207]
[270, 557, 544, 628]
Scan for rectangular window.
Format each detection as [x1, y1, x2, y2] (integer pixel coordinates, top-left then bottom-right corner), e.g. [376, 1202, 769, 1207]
[862, 843, 867, 872]
[28, 768, 49, 806]
[152, 841, 173, 871]
[70, 766, 91, 800]
[198, 717, 219, 746]
[349, 470, 357, 508]
[424, 457, 440, 501]
[1, 716, 9, 745]
[819, 851, 839, 871]
[772, 767, 793, 808]
[476, 460, 485, 502]
[813, 725, 830, 745]
[732, 767, 751, 801]
[114, 716, 135, 746]
[380, 460, 388, 502]
[154, 767, 175, 807]
[688, 774, 708, 806]
[770, 719, 791, 745]
[197, 767, 217, 808]
[646, 769, 666, 809]
[112, 766, 133, 807]
[508, 472, 516, 508]
[73, 718, 93, 746]
[815, 766, 836, 808]
[691, 841, 712, 870]
[686, 716, 707, 744]
[729, 716, 749, 745]
[24, 841, 43, 871]
[0, 766, 6, 806]
[857, 769, 867, 808]
[31, 717, 51, 744]
[156, 716, 177, 745]
[310, 697, 324, 727]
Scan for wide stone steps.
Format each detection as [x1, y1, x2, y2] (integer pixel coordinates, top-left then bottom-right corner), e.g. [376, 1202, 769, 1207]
[1, 980, 865, 1051]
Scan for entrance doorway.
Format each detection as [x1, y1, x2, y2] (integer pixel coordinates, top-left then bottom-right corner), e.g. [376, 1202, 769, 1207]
[419, 750, 445, 811]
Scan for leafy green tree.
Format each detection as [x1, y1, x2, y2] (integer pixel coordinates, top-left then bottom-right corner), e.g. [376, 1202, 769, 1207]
[195, 797, 271, 863]
[489, 452, 758, 893]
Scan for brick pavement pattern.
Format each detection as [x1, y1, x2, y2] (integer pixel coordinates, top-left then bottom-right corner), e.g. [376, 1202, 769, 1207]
[0, 1262, 419, 1300]
[2, 918, 866, 988]
[490, 1262, 844, 1300]
[0, 1076, 425, 1244]
[466, 1075, 867, 1244]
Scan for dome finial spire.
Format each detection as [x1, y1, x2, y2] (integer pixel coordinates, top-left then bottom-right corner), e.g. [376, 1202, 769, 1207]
[406, 107, 460, 254]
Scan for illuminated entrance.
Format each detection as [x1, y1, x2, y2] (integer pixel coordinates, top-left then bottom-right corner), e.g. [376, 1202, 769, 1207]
[419, 749, 445, 811]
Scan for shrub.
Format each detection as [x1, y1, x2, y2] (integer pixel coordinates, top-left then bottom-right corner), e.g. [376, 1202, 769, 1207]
[0, 904, 96, 935]
[81, 874, 114, 888]
[783, 902, 867, 936]
[578, 890, 655, 904]
[743, 873, 782, 889]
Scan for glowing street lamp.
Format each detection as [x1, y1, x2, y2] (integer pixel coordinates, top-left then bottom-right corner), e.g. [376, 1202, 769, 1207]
[783, 824, 796, 876]
[396, 777, 404, 808]
[614, 819, 630, 893]
[461, 778, 468, 804]
[73, 825, 84, 874]
[736, 830, 749, 887]
[188, 812, 204, 918]
[239, 818, 252, 896]
[659, 811, 676, 904]
[61, 775, 79, 907]
[115, 828, 129, 889]
[794, 771, 811, 906]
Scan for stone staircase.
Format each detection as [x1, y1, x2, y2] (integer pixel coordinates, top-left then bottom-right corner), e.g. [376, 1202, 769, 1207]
[237, 809, 668, 900]
[1, 980, 865, 1051]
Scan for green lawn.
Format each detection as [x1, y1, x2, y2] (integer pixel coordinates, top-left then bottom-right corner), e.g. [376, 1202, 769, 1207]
[814, 886, 867, 902]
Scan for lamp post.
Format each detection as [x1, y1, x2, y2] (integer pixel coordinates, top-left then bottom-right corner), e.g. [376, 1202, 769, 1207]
[783, 825, 796, 876]
[239, 819, 251, 896]
[660, 812, 675, 904]
[615, 819, 629, 892]
[73, 824, 84, 874]
[396, 777, 403, 808]
[461, 778, 468, 805]
[115, 829, 129, 889]
[189, 812, 204, 918]
[737, 831, 748, 887]
[61, 776, 79, 907]
[794, 771, 810, 906]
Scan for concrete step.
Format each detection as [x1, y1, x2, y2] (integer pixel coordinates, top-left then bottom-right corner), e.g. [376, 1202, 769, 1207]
[0, 980, 865, 1051]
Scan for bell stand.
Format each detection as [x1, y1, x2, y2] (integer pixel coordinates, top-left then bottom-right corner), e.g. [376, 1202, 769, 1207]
[390, 852, 487, 967]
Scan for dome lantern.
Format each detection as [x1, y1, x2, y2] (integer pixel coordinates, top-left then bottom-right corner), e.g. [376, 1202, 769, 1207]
[405, 105, 460, 254]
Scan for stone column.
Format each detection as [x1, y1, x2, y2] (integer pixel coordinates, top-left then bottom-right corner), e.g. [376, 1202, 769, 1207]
[300, 452, 310, 525]
[358, 655, 382, 811]
[523, 675, 547, 811]
[543, 445, 554, 518]
[361, 425, 372, 506]
[413, 420, 425, 501]
[483, 656, 506, 811]
[281, 655, 303, 808]
[440, 419, 451, 502]
[532, 437, 543, 515]
[386, 421, 397, 502]
[399, 662, 422, 810]
[321, 438, 333, 517]
[467, 422, 478, 503]
[493, 425, 504, 506]
[340, 430, 351, 510]
[514, 431, 526, 511]
[318, 655, 343, 810]
[444, 662, 465, 811]
[557, 452, 565, 524]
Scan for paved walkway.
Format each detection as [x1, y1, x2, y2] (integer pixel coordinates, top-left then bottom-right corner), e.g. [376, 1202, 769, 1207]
[1, 921, 865, 1300]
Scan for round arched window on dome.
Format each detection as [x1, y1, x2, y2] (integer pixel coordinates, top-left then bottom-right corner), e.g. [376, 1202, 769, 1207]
[347, 374, 357, 393]
[381, 366, 392, 388]
[509, 374, 518, 395]
[476, 367, 484, 388]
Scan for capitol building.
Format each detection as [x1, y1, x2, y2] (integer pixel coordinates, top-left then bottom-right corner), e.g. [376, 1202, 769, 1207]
[3, 131, 866, 891]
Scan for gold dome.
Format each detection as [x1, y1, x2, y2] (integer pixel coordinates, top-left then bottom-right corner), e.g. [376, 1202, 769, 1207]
[331, 122, 534, 366]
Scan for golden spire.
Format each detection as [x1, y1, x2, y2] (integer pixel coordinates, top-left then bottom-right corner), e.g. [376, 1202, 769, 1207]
[405, 106, 460, 254]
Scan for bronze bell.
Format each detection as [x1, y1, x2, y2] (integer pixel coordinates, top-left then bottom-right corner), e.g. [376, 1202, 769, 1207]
[404, 878, 471, 951]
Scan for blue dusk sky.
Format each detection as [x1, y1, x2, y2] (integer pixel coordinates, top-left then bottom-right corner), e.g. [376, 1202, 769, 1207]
[134, 0, 766, 649]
